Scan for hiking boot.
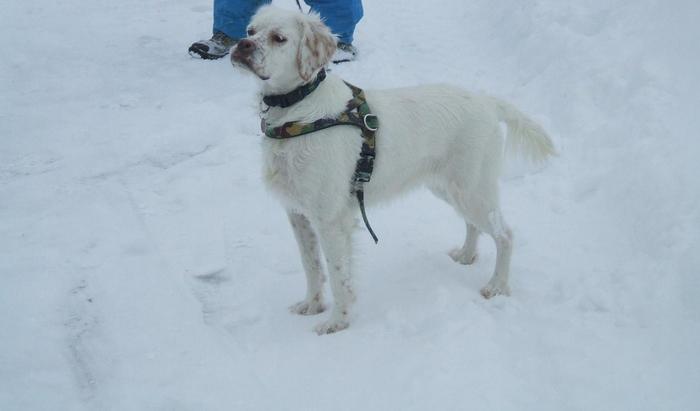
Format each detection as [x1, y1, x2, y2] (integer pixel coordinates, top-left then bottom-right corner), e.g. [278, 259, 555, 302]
[189, 31, 237, 60]
[333, 42, 358, 64]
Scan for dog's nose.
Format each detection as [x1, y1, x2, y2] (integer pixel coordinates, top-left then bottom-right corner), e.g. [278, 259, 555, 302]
[236, 39, 256, 55]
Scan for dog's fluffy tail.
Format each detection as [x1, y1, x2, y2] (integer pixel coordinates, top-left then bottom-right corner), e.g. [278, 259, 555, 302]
[490, 97, 557, 163]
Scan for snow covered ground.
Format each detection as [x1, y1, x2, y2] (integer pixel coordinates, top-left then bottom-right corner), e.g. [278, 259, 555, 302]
[2, 0, 699, 409]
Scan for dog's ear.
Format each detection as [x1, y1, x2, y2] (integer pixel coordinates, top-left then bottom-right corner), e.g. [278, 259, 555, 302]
[296, 14, 337, 82]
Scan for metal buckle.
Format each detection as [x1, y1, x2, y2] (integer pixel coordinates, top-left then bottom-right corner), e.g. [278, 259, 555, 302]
[363, 114, 378, 131]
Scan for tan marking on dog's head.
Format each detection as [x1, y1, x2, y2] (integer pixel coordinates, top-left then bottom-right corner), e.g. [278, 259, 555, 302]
[296, 14, 337, 81]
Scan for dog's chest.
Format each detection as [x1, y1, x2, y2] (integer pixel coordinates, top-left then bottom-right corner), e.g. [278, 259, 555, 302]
[262, 141, 310, 206]
[264, 149, 290, 186]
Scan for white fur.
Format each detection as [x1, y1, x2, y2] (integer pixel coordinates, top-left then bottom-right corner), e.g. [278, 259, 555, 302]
[231, 6, 556, 334]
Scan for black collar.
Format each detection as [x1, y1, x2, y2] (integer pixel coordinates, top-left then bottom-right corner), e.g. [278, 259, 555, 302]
[262, 69, 326, 108]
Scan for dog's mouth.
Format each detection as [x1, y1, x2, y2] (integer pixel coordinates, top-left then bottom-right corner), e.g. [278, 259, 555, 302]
[231, 52, 270, 81]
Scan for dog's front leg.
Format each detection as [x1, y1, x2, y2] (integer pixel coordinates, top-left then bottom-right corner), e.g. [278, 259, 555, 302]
[314, 214, 355, 335]
[287, 211, 326, 315]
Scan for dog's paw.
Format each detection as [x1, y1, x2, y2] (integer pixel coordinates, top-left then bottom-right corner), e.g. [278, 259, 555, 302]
[449, 248, 478, 265]
[314, 319, 349, 335]
[289, 298, 326, 316]
[480, 282, 511, 299]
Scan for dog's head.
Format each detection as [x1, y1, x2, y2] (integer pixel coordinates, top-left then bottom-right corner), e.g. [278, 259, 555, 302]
[231, 6, 337, 93]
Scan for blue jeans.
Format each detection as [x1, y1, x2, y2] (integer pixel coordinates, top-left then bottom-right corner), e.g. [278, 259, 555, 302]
[213, 0, 363, 43]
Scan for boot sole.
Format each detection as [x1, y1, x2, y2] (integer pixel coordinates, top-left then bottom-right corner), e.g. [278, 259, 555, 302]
[188, 45, 228, 60]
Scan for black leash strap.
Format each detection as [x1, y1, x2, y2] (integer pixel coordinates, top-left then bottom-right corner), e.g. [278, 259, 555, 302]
[355, 190, 378, 243]
[295, 0, 310, 13]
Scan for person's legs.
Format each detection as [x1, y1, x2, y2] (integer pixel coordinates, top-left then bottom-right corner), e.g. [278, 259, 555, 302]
[190, 0, 270, 59]
[304, 0, 363, 44]
[214, 0, 271, 40]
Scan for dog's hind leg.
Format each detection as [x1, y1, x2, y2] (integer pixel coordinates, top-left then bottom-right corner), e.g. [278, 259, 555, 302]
[428, 184, 481, 265]
[479, 209, 513, 299]
[458, 203, 513, 298]
[287, 211, 326, 315]
[449, 222, 480, 265]
[436, 181, 512, 298]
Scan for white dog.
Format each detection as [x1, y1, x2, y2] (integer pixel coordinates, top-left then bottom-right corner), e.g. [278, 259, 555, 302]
[231, 6, 555, 334]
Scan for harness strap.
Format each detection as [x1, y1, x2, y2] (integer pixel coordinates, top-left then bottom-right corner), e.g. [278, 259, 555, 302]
[263, 81, 380, 243]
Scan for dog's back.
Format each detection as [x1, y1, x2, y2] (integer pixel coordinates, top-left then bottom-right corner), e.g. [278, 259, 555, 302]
[364, 83, 554, 203]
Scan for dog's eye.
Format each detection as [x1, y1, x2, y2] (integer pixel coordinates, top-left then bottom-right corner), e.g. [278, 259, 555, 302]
[246, 28, 256, 36]
[271, 33, 287, 44]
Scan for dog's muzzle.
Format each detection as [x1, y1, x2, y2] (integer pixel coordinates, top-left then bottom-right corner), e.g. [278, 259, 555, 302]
[231, 40, 269, 80]
[231, 39, 255, 65]
[233, 39, 256, 57]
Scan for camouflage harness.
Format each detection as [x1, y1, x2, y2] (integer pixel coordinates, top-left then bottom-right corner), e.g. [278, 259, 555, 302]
[262, 72, 380, 243]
